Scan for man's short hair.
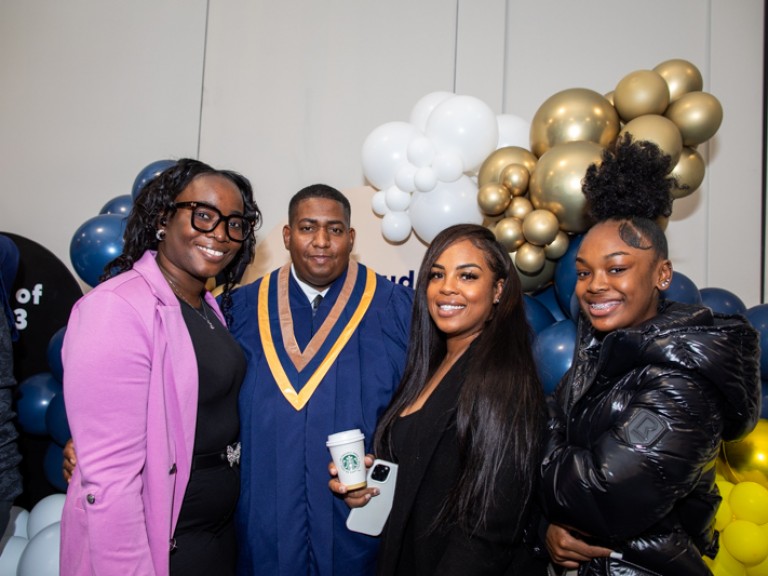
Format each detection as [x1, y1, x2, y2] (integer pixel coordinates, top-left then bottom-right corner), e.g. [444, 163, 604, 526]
[288, 184, 351, 226]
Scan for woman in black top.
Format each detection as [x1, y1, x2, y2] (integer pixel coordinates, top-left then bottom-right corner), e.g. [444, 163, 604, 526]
[332, 224, 548, 575]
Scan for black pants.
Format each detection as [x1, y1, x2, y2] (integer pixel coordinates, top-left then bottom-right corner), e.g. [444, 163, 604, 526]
[171, 464, 239, 576]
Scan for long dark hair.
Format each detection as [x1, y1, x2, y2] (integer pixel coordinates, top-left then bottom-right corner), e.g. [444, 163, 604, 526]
[103, 158, 261, 323]
[374, 224, 546, 534]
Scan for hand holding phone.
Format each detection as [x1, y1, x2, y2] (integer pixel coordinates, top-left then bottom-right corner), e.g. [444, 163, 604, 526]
[345, 459, 398, 536]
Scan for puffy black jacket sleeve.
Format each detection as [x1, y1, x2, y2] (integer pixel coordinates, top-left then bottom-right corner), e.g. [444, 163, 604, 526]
[540, 367, 723, 541]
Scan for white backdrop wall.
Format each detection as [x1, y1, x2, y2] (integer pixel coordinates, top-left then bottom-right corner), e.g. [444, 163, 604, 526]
[0, 1, 764, 304]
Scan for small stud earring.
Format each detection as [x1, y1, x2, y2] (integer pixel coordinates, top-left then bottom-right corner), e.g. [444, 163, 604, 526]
[493, 298, 500, 304]
[156, 229, 166, 241]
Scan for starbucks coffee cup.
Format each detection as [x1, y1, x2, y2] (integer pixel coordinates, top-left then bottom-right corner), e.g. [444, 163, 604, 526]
[327, 429, 367, 490]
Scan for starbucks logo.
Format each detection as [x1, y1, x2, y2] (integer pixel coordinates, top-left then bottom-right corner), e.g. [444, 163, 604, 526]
[340, 452, 361, 473]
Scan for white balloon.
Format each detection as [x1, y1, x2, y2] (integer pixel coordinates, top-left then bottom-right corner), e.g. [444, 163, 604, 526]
[1, 506, 28, 544]
[414, 167, 437, 193]
[496, 114, 531, 149]
[409, 176, 484, 243]
[425, 95, 499, 172]
[27, 494, 65, 540]
[394, 163, 417, 193]
[409, 91, 455, 132]
[0, 535, 28, 575]
[384, 186, 412, 212]
[406, 135, 435, 168]
[381, 211, 412, 243]
[17, 522, 59, 576]
[361, 121, 420, 190]
[371, 190, 388, 216]
[432, 151, 464, 183]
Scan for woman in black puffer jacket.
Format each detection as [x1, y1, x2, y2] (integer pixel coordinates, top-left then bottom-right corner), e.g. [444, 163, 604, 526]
[540, 135, 761, 576]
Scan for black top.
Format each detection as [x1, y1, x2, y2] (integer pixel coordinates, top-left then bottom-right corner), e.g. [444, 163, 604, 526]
[378, 349, 547, 576]
[179, 298, 245, 453]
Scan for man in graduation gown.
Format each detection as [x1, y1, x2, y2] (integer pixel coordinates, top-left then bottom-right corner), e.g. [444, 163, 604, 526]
[229, 184, 413, 576]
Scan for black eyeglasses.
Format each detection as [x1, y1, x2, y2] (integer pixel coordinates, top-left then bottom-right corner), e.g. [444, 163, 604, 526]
[174, 201, 254, 242]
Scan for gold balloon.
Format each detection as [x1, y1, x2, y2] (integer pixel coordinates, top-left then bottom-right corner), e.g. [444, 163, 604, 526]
[721, 419, 768, 488]
[514, 242, 546, 275]
[478, 146, 537, 188]
[544, 230, 570, 260]
[656, 215, 669, 232]
[604, 91, 615, 106]
[494, 217, 525, 252]
[513, 256, 556, 293]
[613, 69, 670, 122]
[522, 209, 560, 246]
[477, 183, 511, 216]
[664, 91, 724, 146]
[500, 164, 530, 197]
[669, 147, 705, 199]
[619, 114, 683, 168]
[528, 140, 603, 233]
[506, 196, 534, 221]
[529, 88, 620, 158]
[653, 58, 703, 103]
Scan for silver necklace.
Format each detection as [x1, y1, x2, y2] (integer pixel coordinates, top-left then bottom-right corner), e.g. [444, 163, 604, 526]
[162, 272, 215, 330]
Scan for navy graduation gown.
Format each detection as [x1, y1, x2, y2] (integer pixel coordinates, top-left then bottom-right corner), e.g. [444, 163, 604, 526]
[229, 263, 412, 576]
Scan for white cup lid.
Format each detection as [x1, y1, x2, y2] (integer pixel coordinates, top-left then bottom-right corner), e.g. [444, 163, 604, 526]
[326, 428, 365, 446]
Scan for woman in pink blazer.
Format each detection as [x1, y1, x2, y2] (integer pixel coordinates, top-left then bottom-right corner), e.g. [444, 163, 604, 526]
[60, 159, 260, 576]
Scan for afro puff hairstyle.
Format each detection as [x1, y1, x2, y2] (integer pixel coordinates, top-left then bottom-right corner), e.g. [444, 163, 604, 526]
[583, 133, 676, 223]
[582, 134, 678, 260]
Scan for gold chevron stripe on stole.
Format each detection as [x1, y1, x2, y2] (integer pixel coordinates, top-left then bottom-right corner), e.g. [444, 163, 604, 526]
[257, 264, 377, 411]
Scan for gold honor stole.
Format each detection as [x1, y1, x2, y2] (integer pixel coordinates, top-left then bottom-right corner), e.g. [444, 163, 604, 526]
[257, 261, 376, 410]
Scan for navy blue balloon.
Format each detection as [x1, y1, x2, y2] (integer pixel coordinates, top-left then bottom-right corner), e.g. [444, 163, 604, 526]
[523, 295, 556, 336]
[533, 285, 567, 322]
[45, 392, 71, 447]
[16, 373, 62, 436]
[43, 441, 68, 492]
[761, 381, 768, 420]
[70, 214, 127, 286]
[131, 159, 176, 200]
[700, 287, 747, 316]
[46, 326, 66, 382]
[746, 304, 768, 379]
[553, 234, 584, 315]
[99, 194, 133, 216]
[533, 319, 577, 395]
[661, 271, 702, 305]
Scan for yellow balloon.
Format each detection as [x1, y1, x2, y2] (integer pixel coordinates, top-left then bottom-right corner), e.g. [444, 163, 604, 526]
[722, 419, 768, 488]
[715, 497, 734, 532]
[529, 140, 604, 233]
[613, 69, 670, 122]
[711, 545, 748, 576]
[506, 196, 534, 221]
[530, 88, 620, 158]
[619, 114, 683, 168]
[730, 481, 768, 525]
[513, 256, 556, 294]
[478, 146, 537, 188]
[522, 209, 560, 246]
[717, 479, 736, 502]
[500, 164, 530, 197]
[478, 183, 511, 216]
[544, 230, 570, 260]
[494, 217, 525, 252]
[515, 242, 546, 274]
[746, 554, 768, 576]
[653, 58, 704, 103]
[604, 90, 615, 106]
[669, 146, 705, 199]
[722, 520, 768, 566]
[665, 91, 724, 146]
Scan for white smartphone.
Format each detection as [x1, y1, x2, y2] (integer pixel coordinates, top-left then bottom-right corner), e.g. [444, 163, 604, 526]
[345, 459, 398, 536]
